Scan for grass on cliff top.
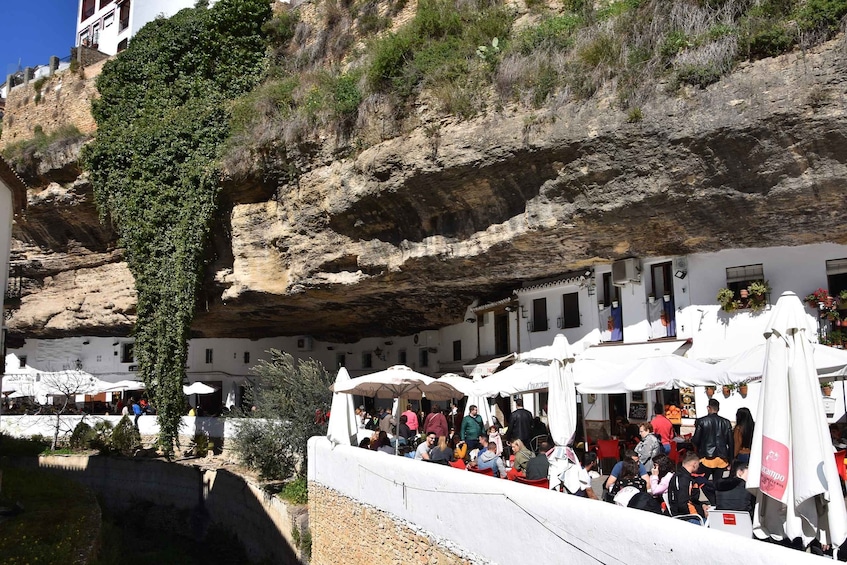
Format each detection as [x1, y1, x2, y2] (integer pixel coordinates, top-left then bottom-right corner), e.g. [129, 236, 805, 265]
[1, 124, 90, 173]
[0, 466, 100, 565]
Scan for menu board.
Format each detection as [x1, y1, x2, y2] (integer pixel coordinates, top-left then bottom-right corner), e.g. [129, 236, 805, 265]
[680, 386, 696, 419]
[628, 402, 647, 421]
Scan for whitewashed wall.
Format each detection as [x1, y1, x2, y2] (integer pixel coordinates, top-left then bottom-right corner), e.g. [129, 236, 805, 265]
[308, 437, 818, 565]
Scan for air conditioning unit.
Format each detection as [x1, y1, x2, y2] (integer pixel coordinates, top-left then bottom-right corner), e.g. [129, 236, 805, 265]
[296, 336, 313, 351]
[128, 365, 138, 372]
[413, 330, 440, 348]
[612, 258, 641, 286]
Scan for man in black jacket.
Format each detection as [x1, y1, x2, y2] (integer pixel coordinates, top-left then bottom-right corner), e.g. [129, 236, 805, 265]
[691, 398, 734, 503]
[507, 398, 533, 447]
[669, 452, 708, 523]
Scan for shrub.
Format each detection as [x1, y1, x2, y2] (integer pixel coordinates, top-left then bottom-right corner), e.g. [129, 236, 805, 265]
[233, 419, 296, 480]
[280, 476, 308, 504]
[32, 76, 48, 93]
[70, 422, 96, 449]
[797, 0, 847, 32]
[111, 416, 141, 456]
[627, 106, 643, 122]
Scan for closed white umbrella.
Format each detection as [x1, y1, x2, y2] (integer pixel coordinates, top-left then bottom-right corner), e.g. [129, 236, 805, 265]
[747, 292, 847, 548]
[327, 367, 357, 447]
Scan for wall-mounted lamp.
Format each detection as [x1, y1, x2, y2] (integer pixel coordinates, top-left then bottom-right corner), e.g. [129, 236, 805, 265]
[504, 305, 516, 312]
[384, 340, 393, 346]
[82, 339, 90, 345]
[327, 346, 335, 351]
[587, 284, 596, 296]
[520, 306, 528, 319]
[374, 347, 386, 361]
[465, 317, 476, 324]
[674, 269, 687, 280]
[113, 340, 119, 346]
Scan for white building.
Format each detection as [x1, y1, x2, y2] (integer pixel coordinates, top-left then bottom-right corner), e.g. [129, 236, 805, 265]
[76, 0, 213, 56]
[1, 157, 27, 374]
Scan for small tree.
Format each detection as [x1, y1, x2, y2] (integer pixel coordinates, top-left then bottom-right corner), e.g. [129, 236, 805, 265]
[39, 370, 99, 450]
[234, 350, 332, 480]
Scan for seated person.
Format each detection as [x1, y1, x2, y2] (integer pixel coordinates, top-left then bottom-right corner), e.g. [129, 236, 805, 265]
[507, 438, 534, 480]
[613, 460, 652, 508]
[649, 454, 675, 500]
[476, 438, 507, 478]
[604, 449, 649, 501]
[574, 452, 600, 499]
[831, 424, 847, 450]
[396, 414, 411, 445]
[429, 436, 455, 464]
[375, 431, 395, 454]
[413, 433, 436, 460]
[668, 452, 708, 523]
[715, 460, 755, 516]
[525, 441, 551, 481]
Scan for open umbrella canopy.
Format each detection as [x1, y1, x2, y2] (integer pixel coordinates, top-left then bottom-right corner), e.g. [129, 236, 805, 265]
[717, 342, 847, 384]
[183, 382, 216, 395]
[576, 355, 719, 393]
[327, 367, 358, 447]
[332, 365, 436, 399]
[428, 373, 474, 401]
[471, 360, 554, 397]
[747, 292, 847, 547]
[102, 379, 146, 392]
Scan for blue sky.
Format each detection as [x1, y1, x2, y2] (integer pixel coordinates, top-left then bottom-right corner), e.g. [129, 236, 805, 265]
[1, 2, 79, 79]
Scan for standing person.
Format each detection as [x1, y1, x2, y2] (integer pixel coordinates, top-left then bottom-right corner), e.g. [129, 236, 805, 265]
[691, 398, 733, 503]
[378, 407, 395, 434]
[487, 424, 503, 456]
[448, 403, 462, 433]
[402, 404, 419, 435]
[461, 405, 485, 451]
[424, 404, 449, 439]
[634, 422, 662, 471]
[132, 398, 142, 430]
[733, 407, 754, 464]
[651, 402, 674, 454]
[507, 397, 533, 447]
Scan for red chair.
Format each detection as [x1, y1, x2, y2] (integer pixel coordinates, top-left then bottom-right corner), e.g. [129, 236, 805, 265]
[668, 441, 686, 468]
[449, 459, 467, 470]
[595, 439, 621, 475]
[683, 433, 692, 441]
[835, 450, 846, 482]
[515, 476, 549, 489]
[468, 466, 494, 476]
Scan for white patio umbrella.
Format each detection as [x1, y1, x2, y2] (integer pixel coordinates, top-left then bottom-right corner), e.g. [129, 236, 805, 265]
[717, 342, 847, 384]
[102, 379, 146, 392]
[327, 367, 357, 447]
[422, 373, 472, 402]
[471, 360, 553, 397]
[747, 292, 847, 548]
[576, 355, 719, 394]
[332, 365, 438, 454]
[183, 382, 216, 395]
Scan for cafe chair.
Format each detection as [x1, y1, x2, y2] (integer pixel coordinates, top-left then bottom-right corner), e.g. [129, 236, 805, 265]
[595, 439, 621, 475]
[662, 494, 704, 526]
[834, 450, 846, 483]
[468, 466, 494, 477]
[668, 441, 686, 468]
[448, 459, 467, 470]
[706, 510, 753, 537]
[515, 476, 549, 489]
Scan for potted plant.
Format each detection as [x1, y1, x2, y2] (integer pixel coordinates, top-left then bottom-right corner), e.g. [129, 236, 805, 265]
[648, 293, 656, 304]
[663, 293, 672, 302]
[717, 288, 736, 312]
[705, 385, 715, 398]
[806, 288, 831, 309]
[722, 383, 735, 397]
[747, 280, 771, 312]
[839, 290, 847, 309]
[738, 381, 749, 397]
[822, 382, 833, 396]
[611, 300, 619, 308]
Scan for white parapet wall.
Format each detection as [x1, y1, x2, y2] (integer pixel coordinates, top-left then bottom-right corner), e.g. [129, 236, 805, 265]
[308, 436, 821, 565]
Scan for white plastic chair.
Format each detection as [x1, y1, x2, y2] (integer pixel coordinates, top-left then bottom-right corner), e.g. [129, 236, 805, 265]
[663, 493, 705, 526]
[706, 510, 753, 537]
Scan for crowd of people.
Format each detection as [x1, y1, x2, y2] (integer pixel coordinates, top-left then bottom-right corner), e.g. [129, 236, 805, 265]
[355, 397, 768, 529]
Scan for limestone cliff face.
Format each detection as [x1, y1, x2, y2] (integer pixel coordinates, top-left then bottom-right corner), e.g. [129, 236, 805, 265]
[8, 37, 847, 342]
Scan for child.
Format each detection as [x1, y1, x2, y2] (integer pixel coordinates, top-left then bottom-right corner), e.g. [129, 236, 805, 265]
[488, 424, 503, 456]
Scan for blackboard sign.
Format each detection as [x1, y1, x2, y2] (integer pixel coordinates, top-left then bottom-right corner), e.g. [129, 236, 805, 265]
[628, 402, 648, 421]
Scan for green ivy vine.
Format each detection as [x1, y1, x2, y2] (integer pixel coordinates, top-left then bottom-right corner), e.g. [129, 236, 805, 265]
[83, 0, 272, 457]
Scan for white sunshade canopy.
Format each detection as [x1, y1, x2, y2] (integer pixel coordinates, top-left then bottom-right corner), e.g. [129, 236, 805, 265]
[576, 355, 721, 393]
[717, 343, 847, 384]
[183, 382, 216, 395]
[331, 365, 438, 400]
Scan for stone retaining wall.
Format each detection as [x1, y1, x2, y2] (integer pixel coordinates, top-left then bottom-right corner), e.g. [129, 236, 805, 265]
[22, 455, 305, 564]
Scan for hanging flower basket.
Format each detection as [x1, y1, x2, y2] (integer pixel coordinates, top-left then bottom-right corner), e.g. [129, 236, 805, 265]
[705, 386, 715, 398]
[738, 383, 748, 397]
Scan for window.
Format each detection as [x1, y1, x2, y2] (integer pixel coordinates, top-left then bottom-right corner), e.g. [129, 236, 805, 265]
[81, 0, 96, 22]
[561, 292, 580, 328]
[119, 1, 130, 31]
[602, 272, 621, 307]
[398, 349, 407, 365]
[103, 11, 114, 27]
[117, 38, 128, 52]
[419, 349, 429, 368]
[651, 262, 673, 298]
[96, 355, 102, 363]
[725, 264, 764, 294]
[120, 343, 134, 363]
[362, 352, 373, 369]
[79, 29, 91, 47]
[494, 313, 509, 355]
[205, 348, 213, 364]
[336, 354, 346, 369]
[243, 352, 250, 364]
[92, 22, 101, 45]
[827, 258, 847, 298]
[19, 356, 27, 368]
[531, 298, 548, 332]
[453, 340, 462, 361]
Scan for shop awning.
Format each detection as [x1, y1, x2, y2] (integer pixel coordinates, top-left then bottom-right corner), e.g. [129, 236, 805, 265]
[578, 339, 690, 364]
[462, 353, 516, 377]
